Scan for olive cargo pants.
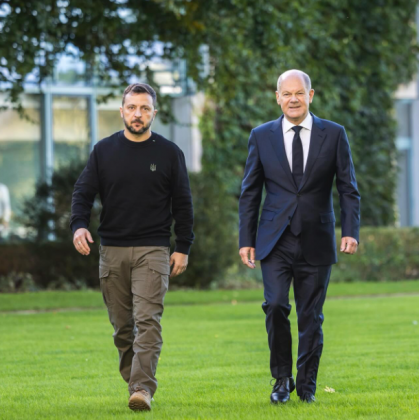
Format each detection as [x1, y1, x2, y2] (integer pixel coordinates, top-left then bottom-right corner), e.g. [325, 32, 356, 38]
[99, 245, 170, 397]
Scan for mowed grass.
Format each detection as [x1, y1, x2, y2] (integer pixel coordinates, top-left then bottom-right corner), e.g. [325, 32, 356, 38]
[1, 280, 419, 312]
[0, 287, 419, 419]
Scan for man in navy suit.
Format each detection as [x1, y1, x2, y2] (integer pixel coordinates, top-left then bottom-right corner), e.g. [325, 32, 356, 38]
[239, 70, 360, 404]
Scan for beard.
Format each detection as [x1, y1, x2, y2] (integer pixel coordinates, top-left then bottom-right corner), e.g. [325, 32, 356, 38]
[124, 116, 154, 135]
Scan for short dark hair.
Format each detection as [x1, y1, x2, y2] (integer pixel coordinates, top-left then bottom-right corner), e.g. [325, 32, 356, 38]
[122, 83, 157, 107]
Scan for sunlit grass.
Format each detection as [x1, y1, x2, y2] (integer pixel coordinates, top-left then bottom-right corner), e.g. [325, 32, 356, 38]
[1, 280, 419, 311]
[1, 289, 418, 419]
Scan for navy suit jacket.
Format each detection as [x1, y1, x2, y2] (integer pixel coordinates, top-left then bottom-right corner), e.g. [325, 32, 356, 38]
[239, 113, 360, 266]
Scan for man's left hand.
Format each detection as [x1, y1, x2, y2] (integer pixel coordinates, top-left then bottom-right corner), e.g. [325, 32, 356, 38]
[170, 252, 189, 278]
[340, 237, 358, 254]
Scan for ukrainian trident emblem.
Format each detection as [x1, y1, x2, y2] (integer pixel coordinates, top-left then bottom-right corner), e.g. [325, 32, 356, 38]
[150, 164, 157, 172]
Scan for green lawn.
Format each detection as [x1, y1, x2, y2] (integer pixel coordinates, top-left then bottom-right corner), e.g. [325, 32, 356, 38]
[1, 285, 419, 419]
[1, 280, 419, 312]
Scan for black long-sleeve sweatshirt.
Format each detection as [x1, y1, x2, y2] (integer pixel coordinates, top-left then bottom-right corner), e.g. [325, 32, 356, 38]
[70, 130, 194, 254]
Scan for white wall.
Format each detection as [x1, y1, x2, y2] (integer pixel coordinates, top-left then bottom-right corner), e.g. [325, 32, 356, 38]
[171, 93, 204, 172]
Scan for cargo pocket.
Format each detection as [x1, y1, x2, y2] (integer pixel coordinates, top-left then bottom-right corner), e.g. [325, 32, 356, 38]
[99, 264, 115, 308]
[146, 258, 171, 302]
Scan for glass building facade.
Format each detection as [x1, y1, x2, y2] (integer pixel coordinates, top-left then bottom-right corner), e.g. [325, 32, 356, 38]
[0, 95, 41, 237]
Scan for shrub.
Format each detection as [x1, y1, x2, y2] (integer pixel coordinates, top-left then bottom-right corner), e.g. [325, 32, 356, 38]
[6, 157, 419, 290]
[19, 160, 101, 242]
[12, 162, 237, 289]
[15, 160, 101, 289]
[0, 272, 37, 293]
[216, 227, 419, 287]
[170, 171, 238, 289]
[330, 227, 419, 282]
[0, 226, 418, 290]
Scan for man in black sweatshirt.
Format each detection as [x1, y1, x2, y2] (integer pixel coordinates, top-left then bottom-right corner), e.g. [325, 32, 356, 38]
[70, 83, 194, 411]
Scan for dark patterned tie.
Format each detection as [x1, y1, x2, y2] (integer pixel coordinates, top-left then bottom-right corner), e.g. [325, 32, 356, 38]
[290, 126, 303, 235]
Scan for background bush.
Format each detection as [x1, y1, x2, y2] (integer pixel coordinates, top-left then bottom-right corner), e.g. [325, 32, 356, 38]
[7, 161, 238, 290]
[331, 227, 419, 282]
[3, 154, 418, 291]
[171, 171, 238, 288]
[2, 224, 419, 291]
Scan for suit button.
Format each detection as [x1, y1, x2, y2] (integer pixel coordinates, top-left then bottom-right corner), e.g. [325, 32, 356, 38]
[297, 193, 301, 197]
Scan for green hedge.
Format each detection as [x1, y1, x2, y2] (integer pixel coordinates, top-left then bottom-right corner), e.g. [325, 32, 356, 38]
[331, 227, 419, 282]
[1, 227, 418, 292]
[3, 167, 237, 291]
[0, 242, 100, 291]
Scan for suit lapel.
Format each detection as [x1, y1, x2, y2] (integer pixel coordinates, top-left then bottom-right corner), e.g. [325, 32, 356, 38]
[269, 116, 296, 189]
[298, 113, 326, 192]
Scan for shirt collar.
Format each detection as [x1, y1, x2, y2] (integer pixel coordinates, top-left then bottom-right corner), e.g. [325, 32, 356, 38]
[283, 113, 313, 133]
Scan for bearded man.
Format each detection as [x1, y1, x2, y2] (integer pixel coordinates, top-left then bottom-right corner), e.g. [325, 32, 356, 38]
[70, 83, 194, 411]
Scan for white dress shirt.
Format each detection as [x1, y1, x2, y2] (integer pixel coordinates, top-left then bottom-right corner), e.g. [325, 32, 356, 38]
[282, 113, 313, 172]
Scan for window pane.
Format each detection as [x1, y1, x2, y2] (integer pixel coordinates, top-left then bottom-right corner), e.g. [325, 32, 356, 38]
[395, 102, 412, 138]
[53, 96, 90, 169]
[396, 150, 411, 226]
[0, 95, 41, 237]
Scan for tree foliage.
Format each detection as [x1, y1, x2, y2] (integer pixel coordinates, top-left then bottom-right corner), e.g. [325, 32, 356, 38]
[1, 0, 417, 230]
[187, 0, 418, 226]
[19, 160, 101, 242]
[0, 1, 200, 93]
[172, 170, 238, 288]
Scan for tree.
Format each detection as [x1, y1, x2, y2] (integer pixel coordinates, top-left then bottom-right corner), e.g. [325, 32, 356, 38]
[189, 0, 418, 226]
[1, 0, 417, 232]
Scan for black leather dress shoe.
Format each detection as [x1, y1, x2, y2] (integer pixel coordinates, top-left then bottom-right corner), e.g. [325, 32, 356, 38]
[300, 393, 316, 403]
[270, 376, 295, 404]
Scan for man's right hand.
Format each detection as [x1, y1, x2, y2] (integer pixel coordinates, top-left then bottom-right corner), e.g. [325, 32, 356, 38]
[73, 228, 94, 256]
[239, 247, 256, 269]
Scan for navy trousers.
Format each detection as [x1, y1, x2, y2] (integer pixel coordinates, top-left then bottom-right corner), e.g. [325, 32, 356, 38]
[260, 227, 332, 397]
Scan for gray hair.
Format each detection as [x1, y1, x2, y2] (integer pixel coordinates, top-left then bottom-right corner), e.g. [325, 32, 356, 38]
[277, 70, 312, 92]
